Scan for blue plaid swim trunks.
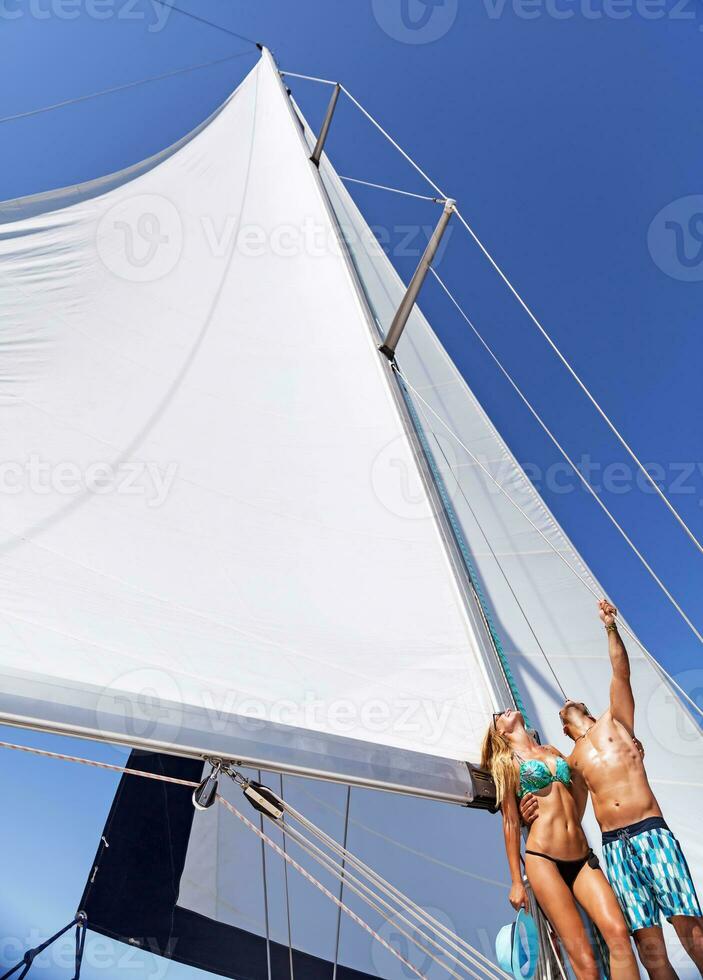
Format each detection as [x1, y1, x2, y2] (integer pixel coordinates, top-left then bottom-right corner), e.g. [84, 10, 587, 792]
[602, 816, 702, 933]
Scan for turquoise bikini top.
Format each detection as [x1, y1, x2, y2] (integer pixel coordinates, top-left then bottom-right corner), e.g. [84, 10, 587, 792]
[516, 754, 571, 799]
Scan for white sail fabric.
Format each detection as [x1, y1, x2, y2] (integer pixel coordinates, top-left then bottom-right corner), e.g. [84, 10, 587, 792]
[0, 50, 502, 797]
[311, 145, 703, 974]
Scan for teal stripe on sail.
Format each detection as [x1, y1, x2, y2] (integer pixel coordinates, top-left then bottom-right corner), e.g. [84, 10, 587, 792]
[397, 374, 530, 727]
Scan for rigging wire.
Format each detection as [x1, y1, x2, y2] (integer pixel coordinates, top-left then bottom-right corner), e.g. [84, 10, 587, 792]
[339, 85, 446, 199]
[286, 71, 703, 560]
[0, 739, 507, 980]
[331, 786, 351, 980]
[268, 788, 509, 980]
[266, 814, 484, 980]
[428, 267, 703, 671]
[280, 774, 296, 980]
[149, 0, 260, 46]
[339, 175, 442, 203]
[279, 71, 338, 87]
[0, 51, 256, 127]
[217, 795, 429, 980]
[451, 206, 703, 561]
[258, 770, 273, 980]
[393, 367, 703, 722]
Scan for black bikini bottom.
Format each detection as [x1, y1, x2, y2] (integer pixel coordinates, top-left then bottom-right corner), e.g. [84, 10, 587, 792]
[525, 847, 600, 889]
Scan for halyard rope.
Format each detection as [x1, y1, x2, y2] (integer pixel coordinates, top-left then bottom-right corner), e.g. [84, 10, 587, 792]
[0, 52, 256, 127]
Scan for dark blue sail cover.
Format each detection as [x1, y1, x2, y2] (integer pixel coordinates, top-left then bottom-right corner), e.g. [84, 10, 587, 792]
[80, 752, 375, 980]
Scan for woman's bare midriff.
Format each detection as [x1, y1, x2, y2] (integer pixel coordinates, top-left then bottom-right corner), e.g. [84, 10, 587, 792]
[524, 782, 589, 860]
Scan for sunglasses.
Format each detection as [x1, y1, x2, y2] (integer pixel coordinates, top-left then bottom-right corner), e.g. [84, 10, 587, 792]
[492, 710, 508, 730]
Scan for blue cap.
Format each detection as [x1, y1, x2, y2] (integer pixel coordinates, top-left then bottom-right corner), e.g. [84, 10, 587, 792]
[495, 910, 539, 980]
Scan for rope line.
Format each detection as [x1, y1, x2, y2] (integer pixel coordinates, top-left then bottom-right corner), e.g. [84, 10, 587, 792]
[270, 789, 509, 980]
[393, 369, 703, 723]
[331, 786, 351, 980]
[339, 175, 442, 203]
[279, 71, 338, 86]
[451, 206, 703, 560]
[429, 268, 703, 654]
[0, 52, 256, 126]
[0, 739, 506, 980]
[289, 75, 703, 560]
[279, 774, 296, 980]
[339, 85, 446, 199]
[217, 795, 428, 980]
[149, 0, 260, 46]
[270, 817, 478, 980]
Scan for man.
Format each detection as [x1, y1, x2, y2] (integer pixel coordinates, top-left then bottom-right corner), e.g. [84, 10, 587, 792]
[520, 600, 703, 980]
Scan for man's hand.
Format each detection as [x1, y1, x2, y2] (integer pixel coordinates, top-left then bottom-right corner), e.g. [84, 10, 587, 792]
[599, 598, 617, 627]
[519, 792, 539, 826]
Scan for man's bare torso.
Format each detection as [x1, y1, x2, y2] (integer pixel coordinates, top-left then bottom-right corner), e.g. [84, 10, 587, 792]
[568, 711, 662, 832]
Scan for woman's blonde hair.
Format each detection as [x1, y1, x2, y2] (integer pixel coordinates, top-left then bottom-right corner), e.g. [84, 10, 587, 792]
[480, 724, 518, 806]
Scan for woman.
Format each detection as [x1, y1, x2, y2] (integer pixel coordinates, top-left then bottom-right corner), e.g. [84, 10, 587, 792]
[482, 708, 639, 980]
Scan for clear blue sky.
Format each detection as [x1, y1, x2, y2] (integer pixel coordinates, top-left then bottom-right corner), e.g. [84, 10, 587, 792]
[1, 2, 701, 977]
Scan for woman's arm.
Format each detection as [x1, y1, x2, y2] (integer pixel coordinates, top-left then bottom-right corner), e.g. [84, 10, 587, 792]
[501, 789, 528, 911]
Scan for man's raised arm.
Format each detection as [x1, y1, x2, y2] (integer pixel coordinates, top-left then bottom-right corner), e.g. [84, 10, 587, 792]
[600, 599, 635, 733]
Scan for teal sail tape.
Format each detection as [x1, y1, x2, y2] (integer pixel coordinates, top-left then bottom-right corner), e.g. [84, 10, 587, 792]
[396, 373, 530, 727]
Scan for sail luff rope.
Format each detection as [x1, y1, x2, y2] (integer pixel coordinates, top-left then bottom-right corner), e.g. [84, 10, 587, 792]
[271, 790, 510, 980]
[429, 267, 703, 672]
[413, 395, 567, 702]
[284, 72, 703, 559]
[269, 817, 484, 980]
[394, 369, 703, 722]
[0, 51, 256, 126]
[394, 363, 529, 719]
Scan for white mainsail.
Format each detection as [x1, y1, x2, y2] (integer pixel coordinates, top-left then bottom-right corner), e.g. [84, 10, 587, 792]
[0, 46, 700, 978]
[0, 49, 504, 801]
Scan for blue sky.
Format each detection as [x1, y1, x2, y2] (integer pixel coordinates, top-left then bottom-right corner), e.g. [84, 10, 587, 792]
[1, 1, 702, 977]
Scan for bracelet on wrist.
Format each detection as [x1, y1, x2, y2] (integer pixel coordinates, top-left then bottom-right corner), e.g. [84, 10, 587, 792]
[605, 622, 618, 633]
